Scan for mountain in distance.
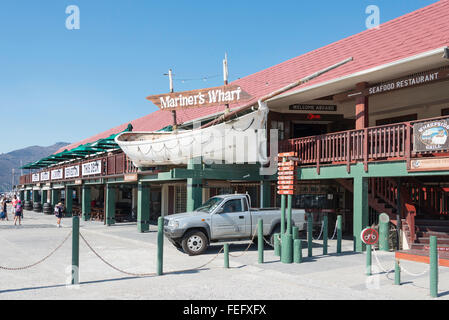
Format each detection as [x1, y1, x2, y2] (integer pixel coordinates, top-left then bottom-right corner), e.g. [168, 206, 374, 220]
[0, 142, 70, 192]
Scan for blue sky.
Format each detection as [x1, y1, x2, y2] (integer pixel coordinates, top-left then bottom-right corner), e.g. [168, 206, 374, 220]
[0, 0, 439, 153]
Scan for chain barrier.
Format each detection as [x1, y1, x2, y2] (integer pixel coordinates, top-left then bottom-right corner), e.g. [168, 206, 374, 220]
[0, 231, 72, 271]
[228, 227, 258, 258]
[311, 221, 324, 241]
[80, 232, 226, 277]
[372, 246, 430, 278]
[330, 220, 338, 240]
[80, 232, 157, 277]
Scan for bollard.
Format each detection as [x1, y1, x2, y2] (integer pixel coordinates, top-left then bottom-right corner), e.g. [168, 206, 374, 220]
[395, 260, 401, 285]
[337, 215, 342, 254]
[280, 195, 286, 235]
[274, 233, 281, 257]
[379, 213, 390, 252]
[224, 243, 229, 269]
[323, 213, 328, 255]
[71, 216, 79, 285]
[258, 219, 264, 264]
[366, 244, 372, 276]
[281, 233, 293, 264]
[287, 195, 293, 235]
[294, 239, 303, 263]
[157, 217, 164, 276]
[292, 226, 299, 240]
[430, 236, 438, 298]
[307, 212, 313, 257]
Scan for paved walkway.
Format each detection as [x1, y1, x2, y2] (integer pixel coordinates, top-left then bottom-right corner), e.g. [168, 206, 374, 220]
[0, 210, 447, 300]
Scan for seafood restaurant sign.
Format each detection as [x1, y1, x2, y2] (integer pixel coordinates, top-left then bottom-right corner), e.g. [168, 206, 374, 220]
[147, 84, 252, 110]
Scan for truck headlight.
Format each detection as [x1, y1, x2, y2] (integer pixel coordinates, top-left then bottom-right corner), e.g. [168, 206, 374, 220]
[168, 220, 179, 228]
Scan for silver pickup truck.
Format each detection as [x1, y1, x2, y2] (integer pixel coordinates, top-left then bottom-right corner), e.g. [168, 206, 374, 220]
[164, 194, 306, 255]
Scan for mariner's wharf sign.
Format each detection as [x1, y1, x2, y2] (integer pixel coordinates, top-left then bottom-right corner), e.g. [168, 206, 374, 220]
[335, 68, 449, 102]
[414, 119, 449, 152]
[146, 84, 252, 110]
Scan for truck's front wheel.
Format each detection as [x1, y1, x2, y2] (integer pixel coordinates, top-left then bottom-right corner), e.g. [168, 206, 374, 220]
[181, 230, 208, 256]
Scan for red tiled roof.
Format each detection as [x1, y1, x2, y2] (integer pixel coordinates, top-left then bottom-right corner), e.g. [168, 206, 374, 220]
[57, 0, 449, 153]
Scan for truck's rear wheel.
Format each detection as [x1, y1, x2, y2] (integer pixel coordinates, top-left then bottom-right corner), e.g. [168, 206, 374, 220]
[182, 230, 208, 256]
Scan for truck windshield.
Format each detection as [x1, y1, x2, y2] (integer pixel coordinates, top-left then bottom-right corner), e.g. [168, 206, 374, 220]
[196, 197, 223, 213]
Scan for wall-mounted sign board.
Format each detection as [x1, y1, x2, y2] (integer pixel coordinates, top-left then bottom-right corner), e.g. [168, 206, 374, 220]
[289, 104, 337, 112]
[409, 157, 449, 172]
[413, 119, 449, 152]
[334, 68, 449, 102]
[40, 172, 50, 182]
[147, 85, 252, 111]
[82, 160, 102, 176]
[32, 173, 40, 182]
[65, 165, 80, 179]
[51, 168, 63, 180]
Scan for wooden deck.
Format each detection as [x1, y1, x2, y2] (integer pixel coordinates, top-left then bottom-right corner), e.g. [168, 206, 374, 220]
[396, 249, 449, 267]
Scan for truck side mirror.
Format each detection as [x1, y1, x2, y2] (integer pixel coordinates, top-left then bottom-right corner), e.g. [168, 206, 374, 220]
[216, 207, 224, 214]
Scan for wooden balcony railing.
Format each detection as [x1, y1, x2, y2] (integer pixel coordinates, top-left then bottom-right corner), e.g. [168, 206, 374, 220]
[18, 151, 139, 185]
[280, 115, 449, 173]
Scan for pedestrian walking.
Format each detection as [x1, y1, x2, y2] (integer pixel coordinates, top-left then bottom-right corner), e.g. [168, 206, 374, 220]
[54, 202, 64, 228]
[11, 195, 18, 220]
[13, 199, 23, 226]
[0, 197, 7, 221]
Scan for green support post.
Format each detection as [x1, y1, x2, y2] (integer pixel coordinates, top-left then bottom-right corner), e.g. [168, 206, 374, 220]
[280, 195, 286, 234]
[258, 219, 264, 264]
[337, 215, 342, 254]
[323, 212, 328, 255]
[274, 233, 281, 257]
[157, 216, 164, 276]
[379, 213, 390, 252]
[72, 216, 79, 285]
[106, 185, 116, 226]
[307, 212, 313, 257]
[186, 158, 203, 212]
[65, 187, 73, 217]
[51, 189, 60, 209]
[292, 226, 299, 240]
[20, 190, 25, 202]
[430, 236, 438, 298]
[224, 243, 229, 269]
[41, 190, 47, 207]
[261, 180, 271, 208]
[81, 185, 91, 221]
[25, 190, 31, 202]
[137, 182, 150, 232]
[395, 260, 401, 285]
[287, 195, 292, 235]
[353, 177, 369, 252]
[294, 239, 302, 263]
[366, 244, 372, 276]
[281, 233, 293, 264]
[33, 190, 39, 204]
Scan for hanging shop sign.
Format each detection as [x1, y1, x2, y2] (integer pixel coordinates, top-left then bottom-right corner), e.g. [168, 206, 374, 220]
[146, 84, 252, 111]
[409, 157, 449, 172]
[334, 68, 449, 102]
[360, 228, 379, 245]
[413, 119, 449, 152]
[277, 152, 298, 195]
[289, 104, 337, 112]
[32, 173, 40, 182]
[82, 160, 102, 176]
[124, 173, 138, 182]
[40, 171, 50, 182]
[51, 168, 63, 180]
[65, 165, 80, 179]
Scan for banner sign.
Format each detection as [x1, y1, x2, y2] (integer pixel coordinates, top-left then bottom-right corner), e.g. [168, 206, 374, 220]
[82, 160, 102, 176]
[335, 68, 449, 102]
[32, 173, 40, 182]
[51, 168, 63, 180]
[40, 172, 50, 181]
[146, 84, 252, 111]
[289, 104, 337, 112]
[65, 165, 80, 179]
[413, 119, 449, 152]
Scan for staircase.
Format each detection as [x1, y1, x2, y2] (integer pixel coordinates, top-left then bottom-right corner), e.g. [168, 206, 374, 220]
[336, 177, 449, 251]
